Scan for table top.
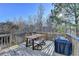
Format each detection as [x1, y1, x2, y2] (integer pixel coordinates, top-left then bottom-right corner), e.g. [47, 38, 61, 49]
[25, 34, 45, 40]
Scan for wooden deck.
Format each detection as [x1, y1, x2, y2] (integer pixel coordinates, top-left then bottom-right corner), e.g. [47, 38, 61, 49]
[0, 40, 65, 56]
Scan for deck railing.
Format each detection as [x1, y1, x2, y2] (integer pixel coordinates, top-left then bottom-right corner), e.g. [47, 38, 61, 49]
[0, 34, 12, 50]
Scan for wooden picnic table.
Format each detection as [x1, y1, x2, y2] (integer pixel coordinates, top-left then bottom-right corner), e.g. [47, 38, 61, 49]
[25, 34, 45, 50]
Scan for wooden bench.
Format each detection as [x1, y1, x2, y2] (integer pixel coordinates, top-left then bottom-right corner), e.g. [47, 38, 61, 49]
[34, 40, 46, 50]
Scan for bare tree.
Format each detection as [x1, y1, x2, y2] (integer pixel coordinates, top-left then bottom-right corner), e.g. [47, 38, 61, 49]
[46, 16, 53, 32]
[36, 4, 44, 33]
[17, 16, 26, 32]
[0, 20, 18, 33]
[28, 16, 34, 34]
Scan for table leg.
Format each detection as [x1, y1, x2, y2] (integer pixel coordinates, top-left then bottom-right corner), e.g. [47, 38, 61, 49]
[32, 39, 34, 50]
[26, 38, 28, 47]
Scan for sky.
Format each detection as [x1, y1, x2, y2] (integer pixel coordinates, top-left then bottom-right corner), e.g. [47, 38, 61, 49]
[0, 3, 52, 22]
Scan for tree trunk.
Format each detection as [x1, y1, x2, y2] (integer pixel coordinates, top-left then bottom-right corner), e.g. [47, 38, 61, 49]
[74, 4, 78, 36]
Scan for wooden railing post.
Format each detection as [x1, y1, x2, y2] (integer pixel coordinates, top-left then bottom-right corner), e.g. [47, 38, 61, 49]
[10, 34, 12, 47]
[72, 38, 79, 56]
[66, 33, 79, 56]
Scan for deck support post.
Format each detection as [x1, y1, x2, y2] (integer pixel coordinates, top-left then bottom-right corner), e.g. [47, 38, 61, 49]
[26, 38, 28, 47]
[32, 39, 34, 50]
